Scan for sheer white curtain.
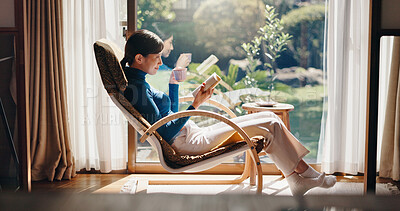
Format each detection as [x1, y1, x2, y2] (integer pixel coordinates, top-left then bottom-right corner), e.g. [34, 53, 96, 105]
[63, 0, 128, 172]
[317, 0, 369, 174]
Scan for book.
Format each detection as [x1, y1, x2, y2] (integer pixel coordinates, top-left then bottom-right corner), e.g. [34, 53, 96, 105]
[196, 54, 219, 75]
[192, 72, 222, 97]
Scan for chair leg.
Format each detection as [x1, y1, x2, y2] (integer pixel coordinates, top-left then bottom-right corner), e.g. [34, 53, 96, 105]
[147, 150, 263, 194]
[148, 166, 250, 185]
[248, 153, 257, 186]
[246, 149, 263, 194]
[148, 152, 253, 186]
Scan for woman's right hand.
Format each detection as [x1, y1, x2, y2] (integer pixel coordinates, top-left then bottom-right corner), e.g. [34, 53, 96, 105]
[192, 83, 214, 109]
[176, 54, 190, 68]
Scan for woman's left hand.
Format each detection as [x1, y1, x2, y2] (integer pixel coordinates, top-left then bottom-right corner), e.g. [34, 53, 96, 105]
[192, 83, 214, 109]
[169, 67, 187, 84]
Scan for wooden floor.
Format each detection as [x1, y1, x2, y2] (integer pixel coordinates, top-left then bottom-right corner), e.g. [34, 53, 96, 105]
[30, 173, 400, 194]
[4, 174, 397, 211]
[32, 174, 128, 193]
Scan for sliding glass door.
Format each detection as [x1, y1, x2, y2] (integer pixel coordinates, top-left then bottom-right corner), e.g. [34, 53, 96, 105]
[128, 0, 326, 173]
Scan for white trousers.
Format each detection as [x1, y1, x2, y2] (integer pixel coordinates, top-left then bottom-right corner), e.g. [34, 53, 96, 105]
[171, 111, 309, 176]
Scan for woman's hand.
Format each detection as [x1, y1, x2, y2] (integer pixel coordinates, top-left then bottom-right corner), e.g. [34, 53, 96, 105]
[192, 83, 214, 109]
[169, 67, 187, 84]
[169, 70, 179, 84]
[176, 53, 191, 68]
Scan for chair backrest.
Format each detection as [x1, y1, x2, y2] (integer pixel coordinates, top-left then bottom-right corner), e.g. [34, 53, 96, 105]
[93, 40, 187, 170]
[93, 39, 257, 173]
[93, 39, 127, 94]
[93, 39, 152, 131]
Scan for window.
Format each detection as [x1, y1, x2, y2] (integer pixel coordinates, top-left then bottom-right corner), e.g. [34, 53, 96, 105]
[133, 0, 326, 170]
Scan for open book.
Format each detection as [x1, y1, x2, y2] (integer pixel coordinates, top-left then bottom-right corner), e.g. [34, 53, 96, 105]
[192, 73, 222, 97]
[196, 54, 219, 75]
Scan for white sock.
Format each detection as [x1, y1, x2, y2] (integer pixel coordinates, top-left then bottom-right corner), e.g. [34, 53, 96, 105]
[320, 175, 337, 188]
[300, 167, 336, 188]
[300, 166, 320, 178]
[286, 172, 325, 196]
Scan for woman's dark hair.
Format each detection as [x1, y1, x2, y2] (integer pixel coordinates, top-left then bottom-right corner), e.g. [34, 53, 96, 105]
[151, 23, 172, 41]
[120, 29, 164, 67]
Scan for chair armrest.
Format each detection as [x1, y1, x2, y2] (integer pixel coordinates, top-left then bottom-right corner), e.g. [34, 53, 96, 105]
[179, 96, 237, 118]
[139, 110, 261, 166]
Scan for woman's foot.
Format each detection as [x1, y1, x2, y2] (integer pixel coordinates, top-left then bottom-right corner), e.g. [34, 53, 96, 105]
[286, 172, 325, 196]
[300, 167, 336, 188]
[320, 175, 337, 188]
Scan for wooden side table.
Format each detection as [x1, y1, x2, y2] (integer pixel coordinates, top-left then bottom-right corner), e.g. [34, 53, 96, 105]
[241, 102, 294, 183]
[242, 103, 294, 130]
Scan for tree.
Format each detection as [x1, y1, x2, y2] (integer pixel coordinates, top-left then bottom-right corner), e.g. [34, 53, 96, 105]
[281, 4, 325, 68]
[137, 0, 177, 29]
[193, 0, 265, 61]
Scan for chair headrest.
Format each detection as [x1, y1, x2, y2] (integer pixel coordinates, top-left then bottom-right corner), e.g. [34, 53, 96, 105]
[93, 39, 127, 94]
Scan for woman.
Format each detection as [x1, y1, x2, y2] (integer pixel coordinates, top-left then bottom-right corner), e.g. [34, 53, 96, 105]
[158, 33, 190, 71]
[121, 30, 336, 196]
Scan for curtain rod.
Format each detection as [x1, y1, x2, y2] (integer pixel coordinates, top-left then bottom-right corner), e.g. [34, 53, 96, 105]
[0, 56, 14, 63]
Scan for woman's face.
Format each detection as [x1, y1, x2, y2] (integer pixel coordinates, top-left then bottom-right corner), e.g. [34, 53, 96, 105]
[140, 53, 163, 75]
[161, 36, 174, 58]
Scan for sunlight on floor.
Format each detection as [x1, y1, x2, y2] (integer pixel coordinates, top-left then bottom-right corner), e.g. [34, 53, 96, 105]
[93, 174, 284, 194]
[92, 174, 399, 196]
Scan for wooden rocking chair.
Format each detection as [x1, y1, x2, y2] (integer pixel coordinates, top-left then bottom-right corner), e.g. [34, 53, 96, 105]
[93, 39, 264, 193]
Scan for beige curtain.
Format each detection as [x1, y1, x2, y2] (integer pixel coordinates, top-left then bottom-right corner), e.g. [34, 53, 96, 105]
[380, 37, 400, 181]
[25, 0, 75, 181]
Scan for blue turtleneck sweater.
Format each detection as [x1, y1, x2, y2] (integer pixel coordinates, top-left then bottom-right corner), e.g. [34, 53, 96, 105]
[123, 67, 195, 144]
